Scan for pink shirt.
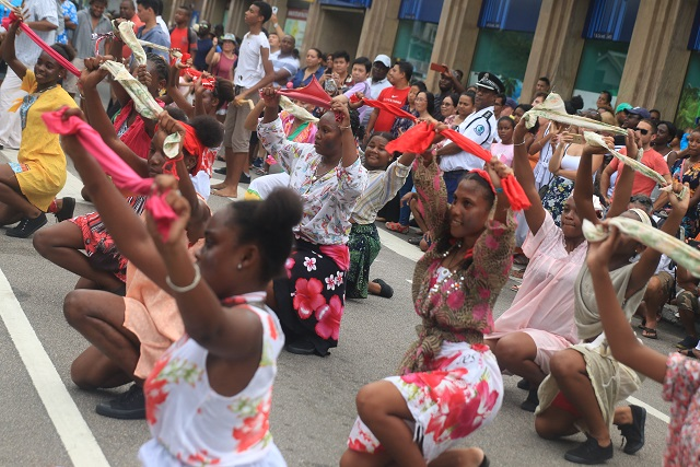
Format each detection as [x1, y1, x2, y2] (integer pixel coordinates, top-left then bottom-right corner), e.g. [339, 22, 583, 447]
[491, 141, 514, 167]
[663, 352, 700, 466]
[488, 212, 586, 345]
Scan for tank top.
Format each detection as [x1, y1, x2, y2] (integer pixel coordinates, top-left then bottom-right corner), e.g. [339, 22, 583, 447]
[140, 291, 285, 465]
[213, 53, 236, 80]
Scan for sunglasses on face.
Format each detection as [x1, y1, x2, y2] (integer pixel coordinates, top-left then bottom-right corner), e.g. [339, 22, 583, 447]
[633, 128, 650, 135]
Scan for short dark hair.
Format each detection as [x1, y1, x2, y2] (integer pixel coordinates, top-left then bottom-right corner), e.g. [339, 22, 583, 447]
[442, 92, 460, 108]
[309, 48, 323, 60]
[417, 91, 435, 115]
[332, 50, 350, 62]
[410, 80, 427, 93]
[640, 118, 657, 133]
[396, 61, 413, 81]
[599, 90, 612, 104]
[495, 93, 506, 105]
[90, 0, 108, 6]
[538, 76, 551, 86]
[498, 116, 515, 127]
[189, 115, 224, 150]
[176, 5, 191, 14]
[657, 120, 677, 140]
[515, 103, 532, 113]
[51, 43, 76, 63]
[352, 56, 372, 73]
[226, 188, 303, 281]
[136, 0, 159, 13]
[252, 1, 272, 23]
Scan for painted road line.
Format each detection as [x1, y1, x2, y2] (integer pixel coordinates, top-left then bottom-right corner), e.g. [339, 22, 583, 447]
[0, 268, 110, 467]
[377, 228, 423, 262]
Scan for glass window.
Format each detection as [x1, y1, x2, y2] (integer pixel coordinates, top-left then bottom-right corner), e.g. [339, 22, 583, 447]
[572, 39, 630, 109]
[676, 52, 700, 129]
[392, 20, 439, 79]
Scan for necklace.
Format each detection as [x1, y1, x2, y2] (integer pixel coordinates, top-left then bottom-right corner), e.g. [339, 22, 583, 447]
[310, 161, 333, 183]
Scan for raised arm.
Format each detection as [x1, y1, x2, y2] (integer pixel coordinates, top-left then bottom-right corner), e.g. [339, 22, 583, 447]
[586, 228, 667, 383]
[166, 61, 195, 118]
[244, 98, 266, 131]
[606, 131, 638, 219]
[512, 118, 546, 234]
[80, 60, 149, 177]
[331, 101, 359, 168]
[1, 11, 27, 80]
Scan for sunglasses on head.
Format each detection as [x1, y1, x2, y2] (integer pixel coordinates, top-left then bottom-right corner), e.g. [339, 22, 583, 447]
[633, 127, 650, 135]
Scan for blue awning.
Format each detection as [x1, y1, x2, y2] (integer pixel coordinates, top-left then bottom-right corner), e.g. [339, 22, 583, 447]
[582, 0, 640, 42]
[398, 0, 444, 24]
[320, 0, 372, 9]
[477, 0, 542, 33]
[688, 4, 700, 50]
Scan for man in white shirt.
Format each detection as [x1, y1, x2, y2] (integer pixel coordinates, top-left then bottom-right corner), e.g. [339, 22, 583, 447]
[212, 1, 275, 198]
[364, 54, 392, 126]
[270, 34, 300, 86]
[0, 0, 58, 149]
[434, 71, 504, 202]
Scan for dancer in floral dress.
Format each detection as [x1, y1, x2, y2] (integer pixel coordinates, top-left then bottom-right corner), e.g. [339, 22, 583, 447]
[341, 152, 516, 466]
[257, 87, 367, 357]
[60, 122, 302, 465]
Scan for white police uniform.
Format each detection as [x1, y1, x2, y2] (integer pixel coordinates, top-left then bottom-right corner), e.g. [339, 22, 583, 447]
[439, 105, 497, 173]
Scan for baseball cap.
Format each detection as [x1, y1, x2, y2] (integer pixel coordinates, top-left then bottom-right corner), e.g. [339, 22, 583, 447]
[373, 54, 391, 68]
[476, 71, 505, 94]
[627, 106, 651, 119]
[221, 33, 236, 43]
[504, 97, 517, 109]
[615, 102, 632, 114]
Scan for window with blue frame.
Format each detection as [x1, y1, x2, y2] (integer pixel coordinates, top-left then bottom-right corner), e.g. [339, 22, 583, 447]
[319, 0, 372, 9]
[471, 0, 542, 99]
[392, 0, 445, 80]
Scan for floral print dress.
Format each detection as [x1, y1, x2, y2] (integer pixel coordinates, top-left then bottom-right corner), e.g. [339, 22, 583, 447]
[663, 352, 700, 466]
[670, 158, 700, 239]
[139, 291, 286, 466]
[258, 117, 366, 356]
[347, 158, 514, 461]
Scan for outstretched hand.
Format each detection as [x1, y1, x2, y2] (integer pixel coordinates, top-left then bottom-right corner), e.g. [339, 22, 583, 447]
[330, 100, 351, 128]
[145, 175, 191, 247]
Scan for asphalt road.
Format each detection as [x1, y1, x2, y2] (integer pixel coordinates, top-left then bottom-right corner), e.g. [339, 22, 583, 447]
[0, 148, 682, 467]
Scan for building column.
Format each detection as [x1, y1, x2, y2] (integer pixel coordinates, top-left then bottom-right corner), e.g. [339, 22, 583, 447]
[355, 0, 402, 59]
[520, 0, 590, 104]
[226, 0, 250, 38]
[426, 0, 483, 92]
[300, 3, 365, 59]
[617, 0, 698, 118]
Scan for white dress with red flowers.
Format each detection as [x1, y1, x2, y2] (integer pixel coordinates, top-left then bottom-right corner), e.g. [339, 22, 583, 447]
[138, 292, 286, 466]
[348, 328, 503, 460]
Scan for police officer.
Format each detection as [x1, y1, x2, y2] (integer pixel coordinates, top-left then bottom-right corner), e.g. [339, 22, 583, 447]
[434, 71, 504, 202]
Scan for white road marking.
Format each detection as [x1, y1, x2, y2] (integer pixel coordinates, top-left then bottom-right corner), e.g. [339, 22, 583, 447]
[377, 228, 422, 262]
[626, 396, 670, 424]
[0, 268, 110, 467]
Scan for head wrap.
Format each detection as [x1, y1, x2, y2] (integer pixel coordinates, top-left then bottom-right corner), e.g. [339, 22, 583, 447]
[181, 123, 207, 175]
[467, 168, 497, 196]
[628, 208, 652, 227]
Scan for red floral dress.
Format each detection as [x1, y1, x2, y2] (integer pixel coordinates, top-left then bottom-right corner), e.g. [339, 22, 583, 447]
[138, 292, 287, 466]
[662, 352, 700, 466]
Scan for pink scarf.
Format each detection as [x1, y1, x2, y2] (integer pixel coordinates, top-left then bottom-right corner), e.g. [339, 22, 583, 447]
[2, 13, 81, 77]
[42, 108, 178, 239]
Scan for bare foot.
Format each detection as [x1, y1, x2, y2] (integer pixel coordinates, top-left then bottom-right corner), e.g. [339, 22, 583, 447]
[211, 181, 227, 190]
[212, 186, 239, 198]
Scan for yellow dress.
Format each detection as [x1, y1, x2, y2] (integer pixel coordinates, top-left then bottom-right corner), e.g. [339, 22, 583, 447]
[13, 70, 77, 211]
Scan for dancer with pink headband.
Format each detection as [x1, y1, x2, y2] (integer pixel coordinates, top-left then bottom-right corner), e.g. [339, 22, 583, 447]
[341, 152, 516, 466]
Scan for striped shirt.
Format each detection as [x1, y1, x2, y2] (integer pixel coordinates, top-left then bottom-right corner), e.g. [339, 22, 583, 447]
[351, 161, 411, 225]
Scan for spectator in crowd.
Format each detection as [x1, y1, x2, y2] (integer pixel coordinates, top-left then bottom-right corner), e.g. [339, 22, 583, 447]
[601, 119, 671, 202]
[433, 71, 502, 202]
[492, 116, 515, 167]
[270, 34, 300, 86]
[432, 66, 464, 120]
[365, 61, 413, 137]
[532, 91, 547, 106]
[329, 50, 352, 93]
[211, 1, 275, 199]
[136, 0, 171, 62]
[0, 0, 58, 150]
[675, 262, 700, 351]
[64, 0, 111, 97]
[439, 92, 459, 124]
[169, 5, 197, 55]
[291, 47, 325, 88]
[512, 103, 532, 125]
[206, 34, 236, 81]
[118, 0, 144, 61]
[368, 54, 392, 97]
[494, 93, 506, 118]
[57, 0, 77, 45]
[501, 97, 517, 118]
[192, 21, 213, 71]
[649, 108, 661, 121]
[268, 31, 280, 57]
[614, 102, 632, 126]
[536, 76, 551, 94]
[456, 90, 476, 123]
[623, 106, 650, 130]
[652, 120, 678, 168]
[596, 90, 613, 113]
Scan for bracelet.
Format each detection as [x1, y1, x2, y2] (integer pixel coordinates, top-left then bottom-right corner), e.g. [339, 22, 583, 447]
[166, 264, 201, 293]
[339, 125, 351, 131]
[514, 140, 526, 146]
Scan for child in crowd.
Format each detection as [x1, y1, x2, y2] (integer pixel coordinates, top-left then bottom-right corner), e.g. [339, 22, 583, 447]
[341, 152, 515, 466]
[491, 116, 515, 167]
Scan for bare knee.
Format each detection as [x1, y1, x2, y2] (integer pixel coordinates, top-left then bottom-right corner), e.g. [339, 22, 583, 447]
[549, 350, 582, 380]
[535, 415, 559, 440]
[32, 228, 55, 258]
[63, 290, 91, 327]
[355, 382, 386, 422]
[70, 358, 99, 390]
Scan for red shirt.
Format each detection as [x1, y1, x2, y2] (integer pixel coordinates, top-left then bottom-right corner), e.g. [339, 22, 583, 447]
[170, 26, 192, 53]
[610, 147, 669, 197]
[374, 86, 411, 132]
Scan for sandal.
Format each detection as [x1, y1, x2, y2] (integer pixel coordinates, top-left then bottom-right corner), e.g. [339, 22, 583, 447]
[371, 279, 394, 298]
[407, 235, 422, 245]
[386, 221, 409, 234]
[640, 326, 658, 340]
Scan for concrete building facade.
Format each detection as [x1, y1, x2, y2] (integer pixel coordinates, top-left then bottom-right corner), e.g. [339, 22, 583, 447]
[168, 0, 700, 128]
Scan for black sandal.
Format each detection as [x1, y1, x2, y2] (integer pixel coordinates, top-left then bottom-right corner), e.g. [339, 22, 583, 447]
[640, 326, 658, 340]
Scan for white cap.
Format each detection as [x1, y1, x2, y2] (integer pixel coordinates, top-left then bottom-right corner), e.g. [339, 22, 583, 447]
[373, 54, 391, 68]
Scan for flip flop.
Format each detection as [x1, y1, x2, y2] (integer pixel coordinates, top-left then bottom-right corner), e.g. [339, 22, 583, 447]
[639, 326, 658, 340]
[385, 222, 409, 234]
